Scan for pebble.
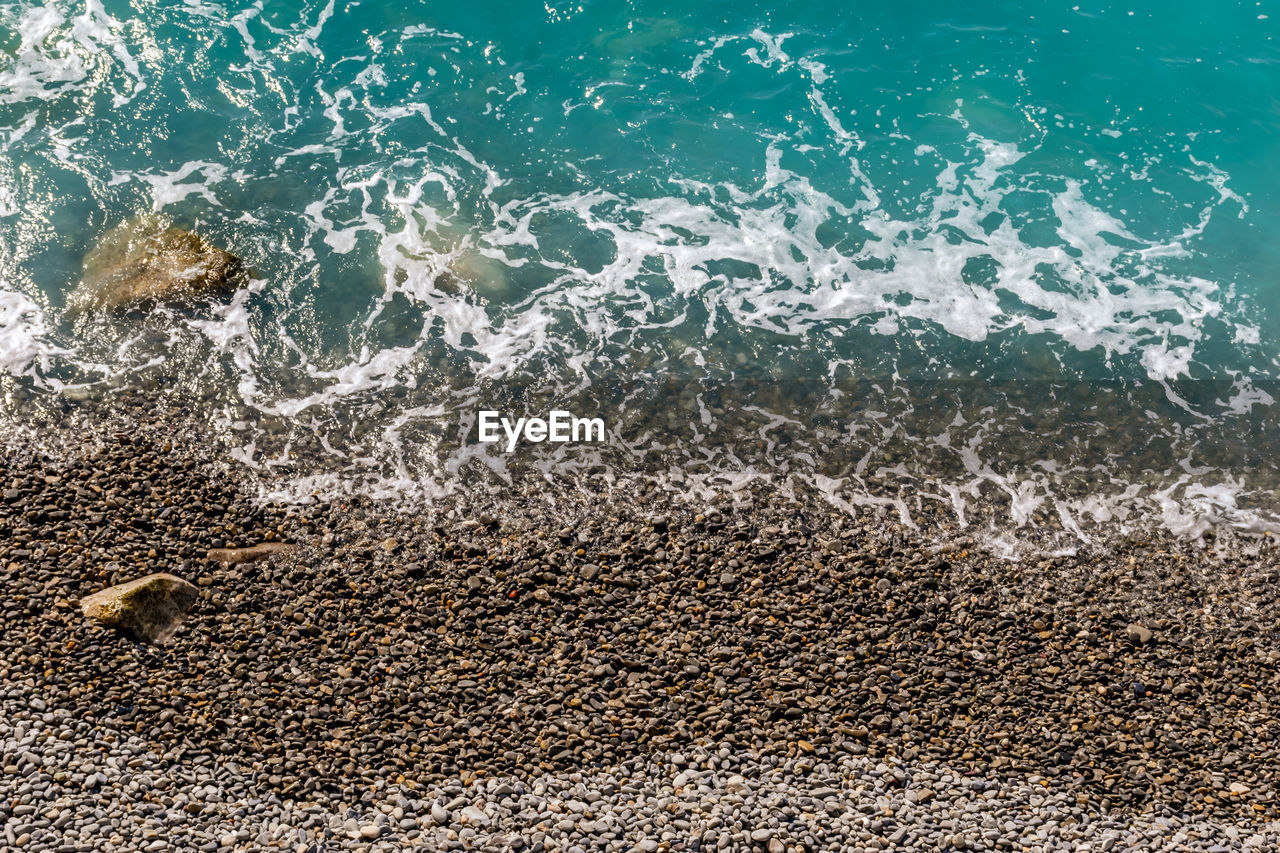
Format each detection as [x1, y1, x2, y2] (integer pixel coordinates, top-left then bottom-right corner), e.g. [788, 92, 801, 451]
[1127, 623, 1154, 645]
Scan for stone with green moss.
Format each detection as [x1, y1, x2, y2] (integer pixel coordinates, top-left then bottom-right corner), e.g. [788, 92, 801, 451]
[79, 573, 199, 644]
[68, 217, 246, 315]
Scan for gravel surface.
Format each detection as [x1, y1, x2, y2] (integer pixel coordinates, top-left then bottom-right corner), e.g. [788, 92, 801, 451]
[3, 682, 1277, 852]
[2, 397, 1280, 850]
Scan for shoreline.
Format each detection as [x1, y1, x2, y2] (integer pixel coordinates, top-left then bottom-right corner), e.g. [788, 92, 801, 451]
[2, 402, 1280, 850]
[4, 381, 1274, 551]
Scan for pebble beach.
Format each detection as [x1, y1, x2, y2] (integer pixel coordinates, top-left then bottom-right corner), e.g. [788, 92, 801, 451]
[2, 396, 1280, 851]
[3, 0, 1279, 849]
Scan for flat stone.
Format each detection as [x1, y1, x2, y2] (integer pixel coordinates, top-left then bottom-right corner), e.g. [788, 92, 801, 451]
[206, 543, 298, 565]
[1126, 623, 1154, 645]
[459, 805, 489, 826]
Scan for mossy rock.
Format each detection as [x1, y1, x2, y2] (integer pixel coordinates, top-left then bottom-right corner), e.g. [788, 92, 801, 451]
[68, 217, 246, 314]
[79, 573, 199, 644]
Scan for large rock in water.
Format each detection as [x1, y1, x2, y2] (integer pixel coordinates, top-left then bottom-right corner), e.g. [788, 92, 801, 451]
[79, 573, 199, 643]
[68, 218, 246, 314]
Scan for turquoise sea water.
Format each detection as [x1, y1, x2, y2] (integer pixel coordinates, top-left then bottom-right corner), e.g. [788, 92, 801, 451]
[0, 0, 1278, 536]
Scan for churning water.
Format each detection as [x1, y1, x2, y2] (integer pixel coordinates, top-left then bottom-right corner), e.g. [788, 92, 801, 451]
[1, 0, 1278, 538]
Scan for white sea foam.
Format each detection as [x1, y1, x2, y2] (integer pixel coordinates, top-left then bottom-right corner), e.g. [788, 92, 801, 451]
[0, 6, 87, 104]
[0, 0, 146, 107]
[745, 29, 792, 68]
[406, 128, 1240, 386]
[0, 285, 53, 378]
[228, 6, 270, 69]
[74, 0, 146, 106]
[0, 168, 16, 218]
[110, 161, 231, 211]
[0, 13, 1270, 543]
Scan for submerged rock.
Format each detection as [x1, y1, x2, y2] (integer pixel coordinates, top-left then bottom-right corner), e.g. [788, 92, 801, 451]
[79, 573, 199, 643]
[68, 218, 246, 314]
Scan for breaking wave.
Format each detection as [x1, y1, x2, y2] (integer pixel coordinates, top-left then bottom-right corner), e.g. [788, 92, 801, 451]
[0, 0, 1276, 544]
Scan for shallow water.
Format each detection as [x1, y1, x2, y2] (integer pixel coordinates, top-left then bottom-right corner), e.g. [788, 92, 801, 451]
[0, 0, 1277, 537]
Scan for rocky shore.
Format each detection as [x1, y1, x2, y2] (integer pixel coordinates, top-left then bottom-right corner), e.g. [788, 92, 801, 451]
[2, 396, 1280, 850]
